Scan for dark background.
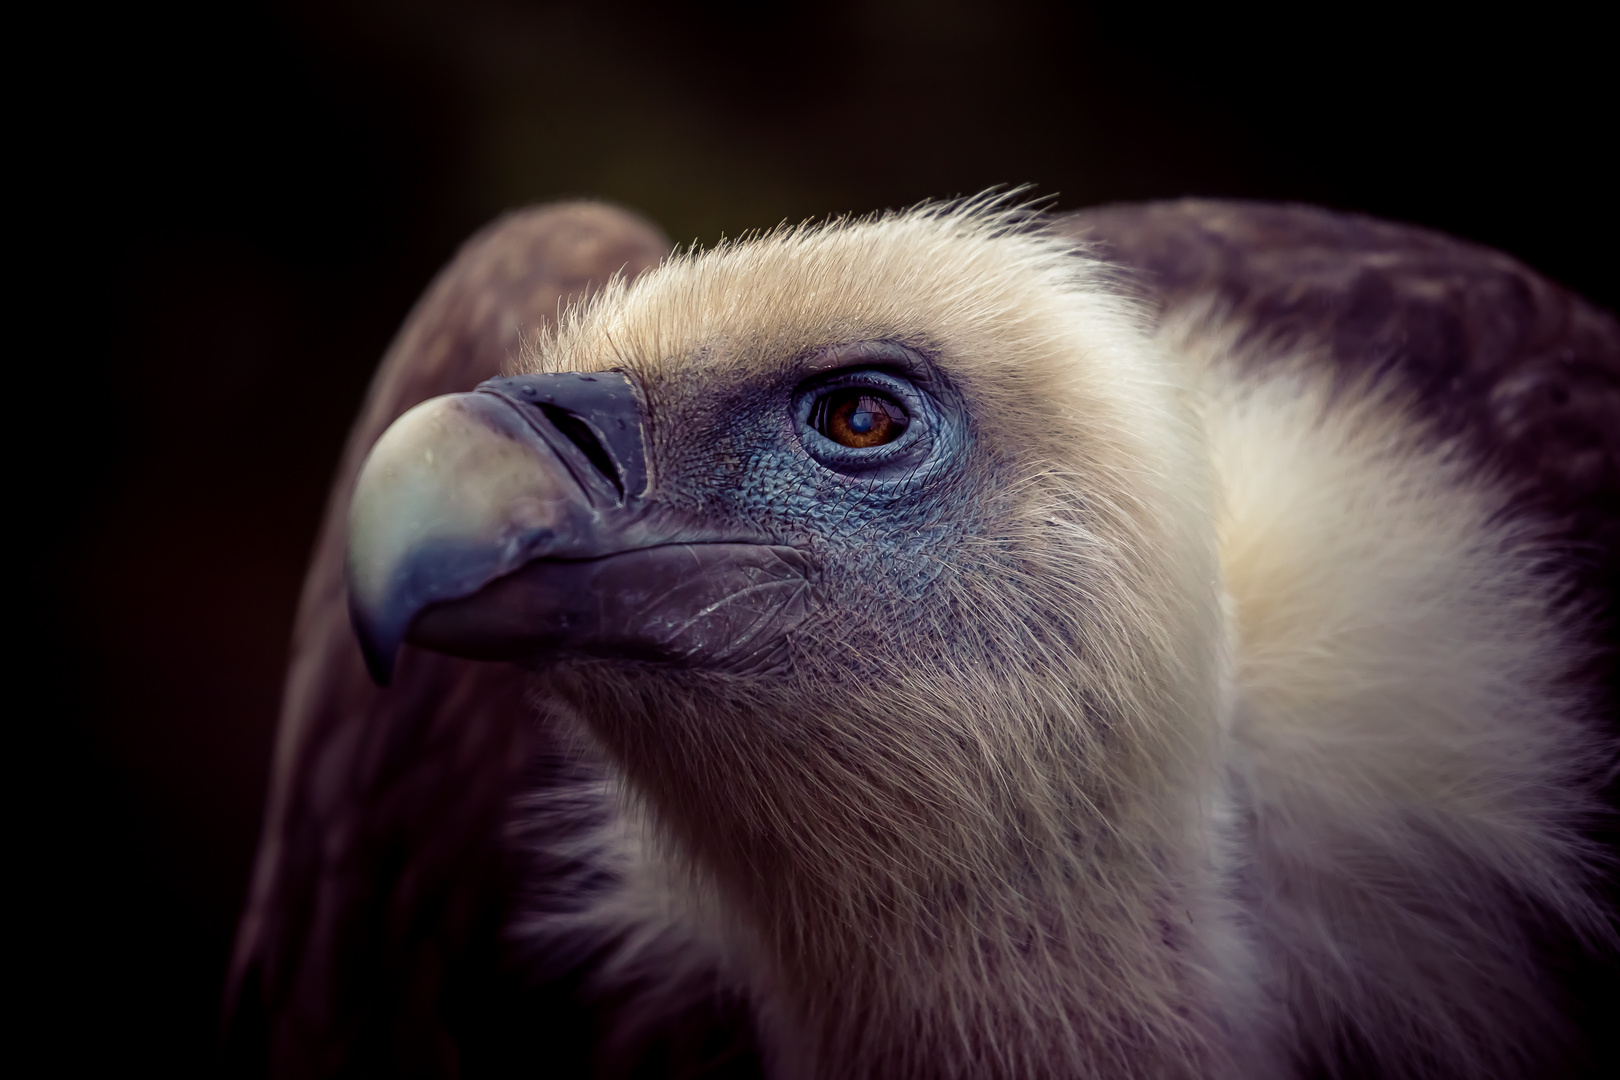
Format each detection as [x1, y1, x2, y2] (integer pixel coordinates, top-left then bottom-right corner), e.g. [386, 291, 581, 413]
[22, 1, 1615, 1075]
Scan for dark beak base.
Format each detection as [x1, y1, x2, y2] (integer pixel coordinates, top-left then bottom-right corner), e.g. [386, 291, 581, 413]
[346, 372, 810, 683]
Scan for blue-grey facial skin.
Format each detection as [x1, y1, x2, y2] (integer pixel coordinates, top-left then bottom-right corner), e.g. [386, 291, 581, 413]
[635, 340, 980, 611]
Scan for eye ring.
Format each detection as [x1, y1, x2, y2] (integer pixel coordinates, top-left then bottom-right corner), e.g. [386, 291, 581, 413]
[791, 362, 939, 481]
[808, 387, 910, 448]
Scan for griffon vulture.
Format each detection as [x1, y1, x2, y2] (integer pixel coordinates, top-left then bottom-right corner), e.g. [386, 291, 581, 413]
[225, 198, 1620, 1079]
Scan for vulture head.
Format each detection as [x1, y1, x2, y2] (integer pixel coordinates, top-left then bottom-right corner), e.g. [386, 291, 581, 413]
[348, 206, 1223, 1074]
[243, 200, 1619, 1080]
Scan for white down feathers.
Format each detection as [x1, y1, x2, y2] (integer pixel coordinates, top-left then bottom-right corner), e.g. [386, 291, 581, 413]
[1186, 317, 1612, 1077]
[510, 203, 1611, 1079]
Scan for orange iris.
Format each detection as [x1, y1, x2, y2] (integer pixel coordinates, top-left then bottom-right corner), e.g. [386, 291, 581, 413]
[816, 389, 909, 448]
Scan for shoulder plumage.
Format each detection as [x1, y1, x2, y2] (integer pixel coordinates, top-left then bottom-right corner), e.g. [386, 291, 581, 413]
[224, 203, 670, 1074]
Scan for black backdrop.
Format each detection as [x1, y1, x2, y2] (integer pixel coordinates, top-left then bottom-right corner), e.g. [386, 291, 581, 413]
[21, 2, 1615, 1075]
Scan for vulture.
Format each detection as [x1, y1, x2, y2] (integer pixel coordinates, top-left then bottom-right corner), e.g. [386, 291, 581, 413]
[225, 198, 1620, 1080]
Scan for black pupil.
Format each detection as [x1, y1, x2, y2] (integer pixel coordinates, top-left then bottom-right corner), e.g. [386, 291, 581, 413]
[811, 388, 909, 447]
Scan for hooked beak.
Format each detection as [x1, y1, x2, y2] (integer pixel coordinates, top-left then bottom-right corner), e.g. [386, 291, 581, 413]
[346, 371, 810, 684]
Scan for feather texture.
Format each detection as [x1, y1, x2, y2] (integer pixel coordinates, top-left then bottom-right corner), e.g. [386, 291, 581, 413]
[229, 198, 1619, 1078]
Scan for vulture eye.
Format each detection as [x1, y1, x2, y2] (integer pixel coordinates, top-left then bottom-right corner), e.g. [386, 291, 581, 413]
[792, 359, 940, 480]
[810, 388, 910, 448]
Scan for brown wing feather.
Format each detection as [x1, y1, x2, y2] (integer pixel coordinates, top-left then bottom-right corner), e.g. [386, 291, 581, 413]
[225, 203, 669, 1077]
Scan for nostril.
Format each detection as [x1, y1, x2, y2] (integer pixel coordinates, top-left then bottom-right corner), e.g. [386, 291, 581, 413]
[540, 404, 625, 500]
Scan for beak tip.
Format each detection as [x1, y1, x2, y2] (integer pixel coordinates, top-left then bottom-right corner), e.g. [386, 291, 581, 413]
[349, 592, 400, 687]
[362, 640, 396, 688]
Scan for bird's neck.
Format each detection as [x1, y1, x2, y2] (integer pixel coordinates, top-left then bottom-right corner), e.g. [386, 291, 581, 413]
[573, 669, 1237, 1080]
[742, 793, 1232, 1080]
